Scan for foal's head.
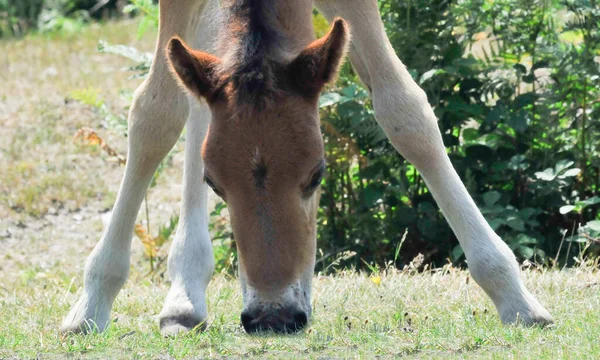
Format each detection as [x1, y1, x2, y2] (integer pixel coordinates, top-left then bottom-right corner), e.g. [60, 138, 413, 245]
[167, 19, 348, 333]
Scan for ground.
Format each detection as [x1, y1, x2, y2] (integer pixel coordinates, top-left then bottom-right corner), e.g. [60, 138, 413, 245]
[1, 21, 599, 360]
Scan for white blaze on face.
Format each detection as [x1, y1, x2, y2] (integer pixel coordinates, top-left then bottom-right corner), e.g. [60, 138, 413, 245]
[251, 146, 261, 169]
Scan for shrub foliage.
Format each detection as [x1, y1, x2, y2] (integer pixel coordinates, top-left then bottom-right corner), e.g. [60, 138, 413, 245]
[9, 0, 598, 271]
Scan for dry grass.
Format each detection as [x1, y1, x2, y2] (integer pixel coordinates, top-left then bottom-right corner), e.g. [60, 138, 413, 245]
[1, 21, 599, 360]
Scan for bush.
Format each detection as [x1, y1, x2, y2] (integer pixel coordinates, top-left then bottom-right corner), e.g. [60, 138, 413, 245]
[0, 0, 127, 36]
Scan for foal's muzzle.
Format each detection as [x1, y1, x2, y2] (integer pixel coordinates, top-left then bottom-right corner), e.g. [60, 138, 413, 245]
[240, 307, 308, 334]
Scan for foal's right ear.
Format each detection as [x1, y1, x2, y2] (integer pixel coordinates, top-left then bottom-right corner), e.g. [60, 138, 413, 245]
[166, 37, 221, 101]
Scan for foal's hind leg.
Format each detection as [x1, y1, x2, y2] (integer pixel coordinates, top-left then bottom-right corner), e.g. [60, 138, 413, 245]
[316, 0, 553, 325]
[61, 0, 213, 334]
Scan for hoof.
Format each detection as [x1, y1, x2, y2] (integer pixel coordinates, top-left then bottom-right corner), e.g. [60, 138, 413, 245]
[61, 296, 110, 335]
[159, 314, 207, 336]
[498, 291, 554, 327]
[60, 317, 104, 335]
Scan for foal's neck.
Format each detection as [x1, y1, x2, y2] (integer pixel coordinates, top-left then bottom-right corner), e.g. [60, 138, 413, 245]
[220, 0, 315, 61]
[269, 0, 316, 56]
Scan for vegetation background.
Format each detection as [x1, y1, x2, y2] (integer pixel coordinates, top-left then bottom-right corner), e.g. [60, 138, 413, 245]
[0, 0, 599, 358]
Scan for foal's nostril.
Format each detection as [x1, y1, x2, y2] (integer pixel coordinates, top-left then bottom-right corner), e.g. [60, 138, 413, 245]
[291, 311, 308, 331]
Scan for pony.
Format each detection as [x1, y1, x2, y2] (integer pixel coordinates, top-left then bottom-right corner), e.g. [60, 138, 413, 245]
[62, 0, 553, 335]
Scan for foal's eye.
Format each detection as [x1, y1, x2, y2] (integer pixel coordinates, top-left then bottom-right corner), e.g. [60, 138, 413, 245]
[204, 175, 224, 198]
[303, 162, 326, 196]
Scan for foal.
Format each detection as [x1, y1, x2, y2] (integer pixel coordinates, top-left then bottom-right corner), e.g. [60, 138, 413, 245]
[62, 0, 553, 335]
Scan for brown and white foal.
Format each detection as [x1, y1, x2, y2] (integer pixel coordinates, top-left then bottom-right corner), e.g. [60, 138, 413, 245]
[62, 0, 553, 335]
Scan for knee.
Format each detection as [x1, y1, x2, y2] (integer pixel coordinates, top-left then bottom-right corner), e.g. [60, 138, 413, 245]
[371, 83, 446, 167]
[127, 81, 189, 160]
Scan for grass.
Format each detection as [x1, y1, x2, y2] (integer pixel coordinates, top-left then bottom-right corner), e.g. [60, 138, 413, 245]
[1, 19, 600, 360]
[1, 266, 599, 359]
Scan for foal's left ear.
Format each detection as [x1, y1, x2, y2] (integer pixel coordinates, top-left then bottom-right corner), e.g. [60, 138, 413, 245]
[166, 37, 222, 102]
[288, 18, 350, 95]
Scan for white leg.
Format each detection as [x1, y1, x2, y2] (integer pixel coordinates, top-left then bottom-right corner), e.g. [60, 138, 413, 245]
[156, 0, 219, 336]
[158, 100, 214, 335]
[61, 0, 212, 334]
[316, 0, 553, 325]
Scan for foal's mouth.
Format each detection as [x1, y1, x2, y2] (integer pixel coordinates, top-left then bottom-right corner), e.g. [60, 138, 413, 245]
[240, 311, 309, 334]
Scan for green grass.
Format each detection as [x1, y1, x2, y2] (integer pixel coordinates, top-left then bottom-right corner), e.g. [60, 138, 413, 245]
[1, 266, 599, 359]
[1, 19, 599, 360]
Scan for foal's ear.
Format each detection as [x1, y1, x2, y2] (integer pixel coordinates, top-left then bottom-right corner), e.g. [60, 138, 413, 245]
[166, 37, 221, 101]
[288, 18, 350, 95]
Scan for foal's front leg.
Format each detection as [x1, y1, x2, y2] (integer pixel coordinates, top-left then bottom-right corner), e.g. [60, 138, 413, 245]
[316, 0, 553, 325]
[61, 0, 213, 334]
[158, 101, 214, 336]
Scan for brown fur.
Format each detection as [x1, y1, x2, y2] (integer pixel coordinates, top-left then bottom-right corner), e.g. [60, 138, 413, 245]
[166, 3, 349, 290]
[203, 98, 323, 289]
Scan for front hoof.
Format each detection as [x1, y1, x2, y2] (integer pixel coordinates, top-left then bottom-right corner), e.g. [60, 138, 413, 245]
[159, 314, 207, 336]
[60, 319, 100, 335]
[499, 292, 554, 327]
[61, 297, 110, 335]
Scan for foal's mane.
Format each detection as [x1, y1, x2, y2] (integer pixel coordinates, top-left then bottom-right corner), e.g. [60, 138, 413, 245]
[217, 0, 286, 110]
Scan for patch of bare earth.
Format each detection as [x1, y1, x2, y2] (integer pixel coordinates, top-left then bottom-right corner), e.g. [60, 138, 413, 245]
[0, 21, 191, 287]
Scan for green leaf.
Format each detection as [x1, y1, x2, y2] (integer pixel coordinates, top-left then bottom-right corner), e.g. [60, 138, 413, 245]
[554, 160, 574, 174]
[507, 217, 526, 231]
[517, 245, 534, 259]
[418, 217, 438, 240]
[417, 202, 437, 216]
[408, 69, 419, 80]
[137, 16, 152, 39]
[522, 74, 535, 83]
[337, 101, 364, 121]
[488, 218, 506, 231]
[420, 69, 445, 84]
[558, 168, 580, 178]
[518, 208, 538, 220]
[535, 168, 556, 181]
[394, 206, 417, 225]
[483, 191, 501, 207]
[462, 128, 479, 142]
[483, 106, 504, 131]
[513, 63, 527, 74]
[452, 245, 464, 262]
[340, 85, 364, 99]
[578, 196, 600, 207]
[512, 93, 537, 109]
[508, 155, 527, 170]
[507, 110, 528, 133]
[585, 220, 600, 232]
[319, 92, 341, 108]
[532, 60, 549, 70]
[515, 234, 538, 245]
[123, 4, 137, 13]
[559, 205, 576, 214]
[363, 183, 384, 207]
